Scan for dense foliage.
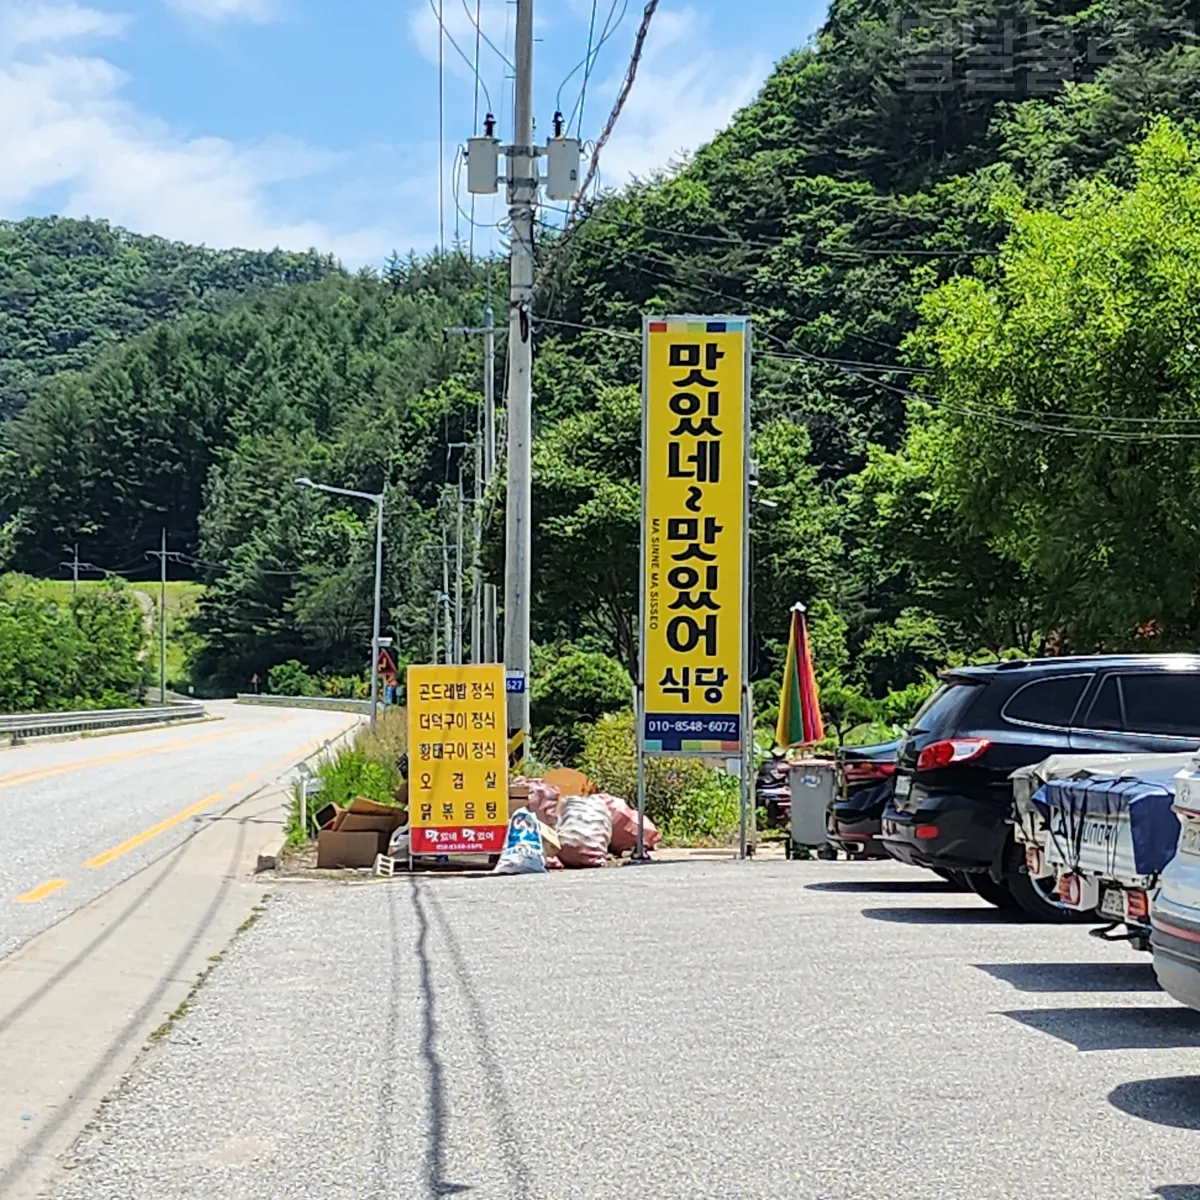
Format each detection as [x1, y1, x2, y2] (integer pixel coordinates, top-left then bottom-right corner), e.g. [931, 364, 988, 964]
[0, 217, 336, 419]
[8, 0, 1200, 739]
[0, 576, 147, 710]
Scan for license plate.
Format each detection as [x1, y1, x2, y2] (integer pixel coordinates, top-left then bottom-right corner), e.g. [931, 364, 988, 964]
[1081, 818, 1117, 848]
[894, 775, 912, 801]
[1099, 888, 1125, 920]
[1182, 821, 1200, 857]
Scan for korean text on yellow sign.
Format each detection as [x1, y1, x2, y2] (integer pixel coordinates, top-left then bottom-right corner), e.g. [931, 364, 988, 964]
[407, 664, 508, 853]
[641, 316, 749, 756]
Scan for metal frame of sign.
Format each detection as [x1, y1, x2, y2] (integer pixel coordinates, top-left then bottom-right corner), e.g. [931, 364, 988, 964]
[636, 314, 753, 859]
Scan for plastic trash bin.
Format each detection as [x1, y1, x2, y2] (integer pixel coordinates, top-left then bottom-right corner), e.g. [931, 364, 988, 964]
[789, 759, 837, 857]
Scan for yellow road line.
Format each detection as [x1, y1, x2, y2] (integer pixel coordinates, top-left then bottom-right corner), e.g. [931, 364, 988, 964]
[16, 878, 68, 904]
[0, 715, 296, 794]
[83, 720, 357, 871]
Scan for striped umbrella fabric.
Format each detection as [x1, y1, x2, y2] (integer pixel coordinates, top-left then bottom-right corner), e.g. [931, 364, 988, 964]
[775, 603, 825, 748]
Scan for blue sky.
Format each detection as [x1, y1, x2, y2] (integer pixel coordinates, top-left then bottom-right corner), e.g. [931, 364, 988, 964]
[0, 0, 828, 265]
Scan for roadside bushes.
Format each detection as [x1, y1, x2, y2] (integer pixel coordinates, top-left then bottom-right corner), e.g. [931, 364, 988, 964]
[267, 659, 322, 697]
[531, 649, 632, 763]
[287, 709, 407, 845]
[0, 575, 146, 711]
[267, 660, 370, 701]
[579, 711, 741, 844]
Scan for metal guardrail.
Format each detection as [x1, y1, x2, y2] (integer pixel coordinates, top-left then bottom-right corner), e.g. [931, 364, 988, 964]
[0, 703, 206, 741]
[236, 694, 375, 714]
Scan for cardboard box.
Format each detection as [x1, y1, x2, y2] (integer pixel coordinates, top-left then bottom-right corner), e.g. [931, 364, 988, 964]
[335, 796, 406, 835]
[317, 829, 389, 869]
[313, 803, 340, 830]
[543, 767, 596, 796]
[538, 820, 562, 858]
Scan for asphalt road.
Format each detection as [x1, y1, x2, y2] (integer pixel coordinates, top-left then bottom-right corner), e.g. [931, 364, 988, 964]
[49, 857, 1200, 1200]
[0, 702, 356, 961]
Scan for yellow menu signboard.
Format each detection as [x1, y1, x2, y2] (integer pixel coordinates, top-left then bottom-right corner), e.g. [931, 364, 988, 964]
[641, 315, 749, 756]
[407, 663, 508, 854]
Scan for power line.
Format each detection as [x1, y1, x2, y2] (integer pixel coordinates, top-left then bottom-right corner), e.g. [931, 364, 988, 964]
[554, 0, 628, 134]
[538, 205, 994, 258]
[459, 0, 514, 70]
[575, 0, 602, 138]
[438, 0, 446, 255]
[568, 0, 659, 225]
[469, 0, 483, 260]
[532, 301, 1200, 441]
[429, 0, 493, 112]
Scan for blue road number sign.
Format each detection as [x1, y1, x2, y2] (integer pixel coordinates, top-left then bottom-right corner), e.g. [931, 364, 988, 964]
[505, 670, 527, 695]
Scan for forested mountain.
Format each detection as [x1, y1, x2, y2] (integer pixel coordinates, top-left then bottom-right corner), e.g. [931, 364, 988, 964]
[7, 0, 1200, 713]
[0, 217, 338, 418]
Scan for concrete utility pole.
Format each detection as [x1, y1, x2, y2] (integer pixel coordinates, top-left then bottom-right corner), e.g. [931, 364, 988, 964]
[482, 298, 498, 663]
[470, 441, 482, 663]
[454, 477, 464, 665]
[504, 0, 535, 740]
[159, 528, 167, 704]
[443, 295, 500, 663]
[441, 512, 453, 663]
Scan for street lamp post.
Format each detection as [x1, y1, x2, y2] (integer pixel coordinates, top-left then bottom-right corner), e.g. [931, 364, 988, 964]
[295, 477, 385, 729]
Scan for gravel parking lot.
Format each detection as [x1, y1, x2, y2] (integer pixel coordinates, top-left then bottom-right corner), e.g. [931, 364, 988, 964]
[53, 858, 1200, 1200]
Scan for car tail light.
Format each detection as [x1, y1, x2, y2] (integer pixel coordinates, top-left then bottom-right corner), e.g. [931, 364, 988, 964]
[1060, 874, 1081, 907]
[915, 824, 940, 840]
[843, 761, 896, 784]
[915, 738, 991, 772]
[1127, 890, 1149, 921]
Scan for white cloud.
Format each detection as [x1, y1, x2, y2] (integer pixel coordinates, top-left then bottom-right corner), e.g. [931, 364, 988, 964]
[590, 6, 766, 185]
[0, 1, 127, 54]
[408, 0, 511, 88]
[165, 0, 276, 22]
[0, 2, 428, 263]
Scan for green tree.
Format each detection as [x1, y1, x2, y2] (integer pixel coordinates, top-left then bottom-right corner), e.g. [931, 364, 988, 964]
[908, 118, 1200, 646]
[530, 649, 633, 762]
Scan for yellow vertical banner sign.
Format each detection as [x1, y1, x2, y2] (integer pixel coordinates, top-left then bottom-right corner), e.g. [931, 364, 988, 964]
[407, 663, 509, 854]
[641, 316, 750, 756]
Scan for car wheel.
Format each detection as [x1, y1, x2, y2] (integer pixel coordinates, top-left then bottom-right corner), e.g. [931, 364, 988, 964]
[967, 872, 1023, 911]
[1003, 869, 1098, 923]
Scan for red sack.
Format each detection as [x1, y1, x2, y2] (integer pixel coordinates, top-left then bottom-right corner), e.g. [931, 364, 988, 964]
[598, 793, 661, 854]
[557, 795, 612, 868]
[513, 776, 562, 827]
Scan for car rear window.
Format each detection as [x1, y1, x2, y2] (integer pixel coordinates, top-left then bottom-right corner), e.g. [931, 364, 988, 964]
[1121, 673, 1200, 738]
[1002, 675, 1089, 728]
[909, 682, 981, 735]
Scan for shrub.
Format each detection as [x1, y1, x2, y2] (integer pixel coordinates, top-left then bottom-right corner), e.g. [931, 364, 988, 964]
[314, 748, 400, 809]
[286, 711, 407, 844]
[531, 649, 632, 763]
[0, 575, 146, 711]
[321, 673, 367, 699]
[268, 659, 321, 697]
[579, 711, 712, 831]
[668, 771, 741, 843]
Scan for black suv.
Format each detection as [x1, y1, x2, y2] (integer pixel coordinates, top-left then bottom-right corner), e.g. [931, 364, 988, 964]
[881, 656, 1200, 918]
